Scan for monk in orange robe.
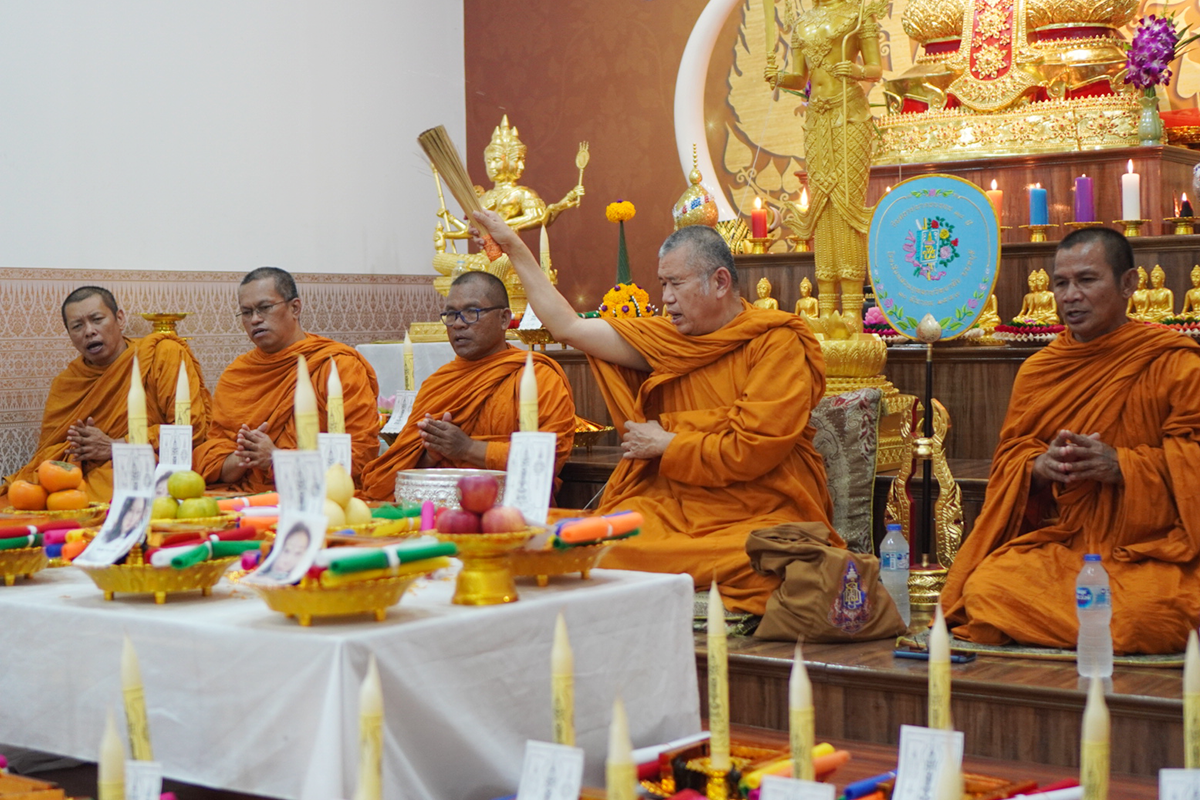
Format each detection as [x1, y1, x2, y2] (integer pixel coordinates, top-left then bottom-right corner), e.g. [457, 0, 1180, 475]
[2, 286, 211, 502]
[943, 228, 1200, 654]
[193, 267, 380, 492]
[360, 272, 575, 501]
[474, 212, 837, 615]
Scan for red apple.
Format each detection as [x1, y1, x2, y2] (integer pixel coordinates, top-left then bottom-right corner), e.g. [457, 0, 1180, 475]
[482, 505, 527, 533]
[457, 474, 500, 513]
[437, 508, 482, 533]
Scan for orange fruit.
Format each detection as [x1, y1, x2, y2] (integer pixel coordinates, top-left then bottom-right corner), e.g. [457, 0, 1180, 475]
[9, 480, 48, 511]
[46, 489, 89, 511]
[37, 461, 83, 493]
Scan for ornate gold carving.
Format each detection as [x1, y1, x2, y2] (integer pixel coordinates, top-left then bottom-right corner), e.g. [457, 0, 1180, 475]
[1026, 0, 1136, 32]
[903, 0, 967, 47]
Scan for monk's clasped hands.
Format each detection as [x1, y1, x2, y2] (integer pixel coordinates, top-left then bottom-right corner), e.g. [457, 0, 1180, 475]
[233, 422, 275, 470]
[1032, 429, 1122, 487]
[418, 412, 479, 462]
[65, 417, 116, 463]
[621, 420, 675, 460]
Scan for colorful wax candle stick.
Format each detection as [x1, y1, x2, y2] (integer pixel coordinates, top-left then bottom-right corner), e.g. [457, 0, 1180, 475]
[127, 354, 148, 446]
[1074, 175, 1094, 223]
[986, 180, 1004, 227]
[552, 612, 575, 746]
[519, 352, 539, 432]
[326, 359, 345, 435]
[1029, 184, 1048, 226]
[174, 365, 191, 427]
[294, 354, 319, 450]
[419, 500, 435, 532]
[928, 603, 952, 730]
[353, 656, 383, 800]
[121, 635, 154, 761]
[708, 581, 731, 770]
[789, 641, 814, 781]
[325, 541, 457, 575]
[1186, 629, 1200, 768]
[1080, 677, 1109, 800]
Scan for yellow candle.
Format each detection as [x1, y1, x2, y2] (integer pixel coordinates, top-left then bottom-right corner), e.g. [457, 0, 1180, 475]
[518, 352, 539, 432]
[353, 656, 383, 800]
[98, 708, 125, 800]
[294, 354, 319, 450]
[789, 642, 814, 781]
[708, 581, 731, 771]
[127, 354, 148, 446]
[1186, 629, 1200, 768]
[326, 359, 345, 435]
[552, 612, 575, 746]
[936, 758, 964, 800]
[928, 603, 952, 730]
[402, 330, 415, 392]
[120, 635, 153, 761]
[173, 365, 191, 427]
[606, 695, 636, 800]
[1081, 676, 1109, 800]
[540, 224, 552, 275]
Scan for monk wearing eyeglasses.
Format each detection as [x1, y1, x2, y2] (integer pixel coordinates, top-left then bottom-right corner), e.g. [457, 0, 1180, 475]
[359, 271, 576, 501]
[193, 267, 380, 492]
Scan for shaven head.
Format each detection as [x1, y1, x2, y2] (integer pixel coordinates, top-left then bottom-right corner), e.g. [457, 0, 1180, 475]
[241, 266, 299, 301]
[61, 286, 118, 328]
[443, 271, 512, 360]
[450, 271, 510, 308]
[658, 226, 739, 289]
[238, 266, 305, 354]
[657, 226, 743, 335]
[1057, 227, 1133, 280]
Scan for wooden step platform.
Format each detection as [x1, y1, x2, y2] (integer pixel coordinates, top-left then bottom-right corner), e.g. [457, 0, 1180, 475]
[698, 636, 1183, 778]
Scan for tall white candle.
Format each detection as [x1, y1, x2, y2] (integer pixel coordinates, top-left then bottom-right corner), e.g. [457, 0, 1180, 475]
[98, 708, 125, 800]
[127, 354, 148, 446]
[402, 331, 415, 392]
[1120, 160, 1141, 220]
[518, 352, 539, 433]
[326, 359, 345, 435]
[1186, 629, 1200, 768]
[353, 656, 383, 800]
[936, 757, 964, 800]
[708, 581, 731, 770]
[120, 635, 153, 761]
[929, 603, 952, 730]
[294, 355, 319, 450]
[789, 642, 814, 781]
[173, 365, 191, 427]
[1080, 677, 1109, 800]
[606, 695, 636, 800]
[552, 612, 575, 746]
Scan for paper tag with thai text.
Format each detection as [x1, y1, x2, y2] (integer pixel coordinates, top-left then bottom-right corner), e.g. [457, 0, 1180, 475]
[317, 433, 353, 473]
[151, 425, 194, 496]
[124, 760, 163, 800]
[112, 443, 157, 496]
[761, 775, 837, 800]
[502, 431, 557, 525]
[1160, 769, 1200, 800]
[380, 390, 419, 435]
[892, 725, 964, 800]
[518, 304, 543, 330]
[272, 449, 327, 515]
[515, 740, 584, 800]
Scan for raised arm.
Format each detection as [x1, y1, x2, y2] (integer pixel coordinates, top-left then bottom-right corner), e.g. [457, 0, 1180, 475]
[471, 210, 651, 371]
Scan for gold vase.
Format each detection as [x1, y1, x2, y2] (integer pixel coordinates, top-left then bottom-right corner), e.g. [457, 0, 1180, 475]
[437, 529, 536, 605]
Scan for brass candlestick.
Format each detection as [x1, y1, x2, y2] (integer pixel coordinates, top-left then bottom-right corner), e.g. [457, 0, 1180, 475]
[1165, 217, 1196, 235]
[1065, 221, 1106, 232]
[744, 235, 775, 255]
[787, 235, 811, 252]
[140, 312, 188, 335]
[685, 757, 735, 800]
[1018, 224, 1056, 242]
[1115, 219, 1149, 237]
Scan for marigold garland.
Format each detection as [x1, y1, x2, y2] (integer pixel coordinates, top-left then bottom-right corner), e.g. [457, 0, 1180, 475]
[599, 282, 658, 319]
[605, 201, 636, 223]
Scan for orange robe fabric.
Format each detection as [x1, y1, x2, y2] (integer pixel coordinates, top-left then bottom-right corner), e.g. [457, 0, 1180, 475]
[589, 301, 838, 615]
[359, 346, 576, 501]
[942, 324, 1200, 654]
[4, 334, 211, 502]
[194, 334, 380, 493]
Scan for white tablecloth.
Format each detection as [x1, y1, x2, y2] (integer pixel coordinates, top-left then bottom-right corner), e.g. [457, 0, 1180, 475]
[357, 341, 458, 400]
[0, 567, 699, 800]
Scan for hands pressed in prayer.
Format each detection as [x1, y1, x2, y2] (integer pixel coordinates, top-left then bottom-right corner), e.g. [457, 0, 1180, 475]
[621, 420, 676, 460]
[418, 413, 487, 466]
[65, 417, 117, 463]
[1032, 430, 1122, 488]
[234, 422, 275, 470]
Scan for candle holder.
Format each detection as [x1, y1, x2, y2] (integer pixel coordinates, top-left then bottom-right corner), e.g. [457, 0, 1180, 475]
[1165, 217, 1196, 235]
[1064, 221, 1106, 232]
[744, 236, 775, 255]
[1114, 219, 1149, 237]
[1018, 224, 1056, 243]
[684, 757, 736, 800]
[139, 312, 188, 336]
[786, 235, 811, 253]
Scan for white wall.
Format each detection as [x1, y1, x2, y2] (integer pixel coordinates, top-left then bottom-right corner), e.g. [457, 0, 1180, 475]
[0, 1, 464, 275]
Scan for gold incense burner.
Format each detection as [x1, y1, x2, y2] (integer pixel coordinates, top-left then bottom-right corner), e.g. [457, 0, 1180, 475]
[0, 547, 48, 586]
[139, 312, 188, 335]
[437, 529, 537, 605]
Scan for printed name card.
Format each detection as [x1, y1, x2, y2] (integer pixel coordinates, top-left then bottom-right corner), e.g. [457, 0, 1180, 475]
[152, 425, 194, 496]
[892, 725, 965, 800]
[502, 431, 557, 526]
[112, 443, 158, 495]
[124, 760, 163, 800]
[1160, 769, 1200, 800]
[272, 450, 327, 515]
[380, 390, 419, 435]
[760, 775, 837, 800]
[317, 432, 353, 473]
[515, 740, 584, 800]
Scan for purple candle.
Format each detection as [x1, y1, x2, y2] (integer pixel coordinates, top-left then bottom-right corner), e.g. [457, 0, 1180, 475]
[1074, 175, 1095, 222]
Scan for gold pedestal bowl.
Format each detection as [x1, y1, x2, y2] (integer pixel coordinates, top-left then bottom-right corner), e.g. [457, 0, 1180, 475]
[508, 539, 619, 587]
[438, 529, 536, 605]
[1, 547, 49, 586]
[249, 558, 440, 626]
[2, 503, 109, 528]
[78, 557, 239, 604]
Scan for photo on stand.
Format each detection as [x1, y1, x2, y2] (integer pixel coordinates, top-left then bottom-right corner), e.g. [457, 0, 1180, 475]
[74, 492, 153, 566]
[244, 511, 326, 586]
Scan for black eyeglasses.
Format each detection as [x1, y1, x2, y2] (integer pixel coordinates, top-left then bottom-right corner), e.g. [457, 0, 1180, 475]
[235, 300, 289, 320]
[439, 306, 506, 326]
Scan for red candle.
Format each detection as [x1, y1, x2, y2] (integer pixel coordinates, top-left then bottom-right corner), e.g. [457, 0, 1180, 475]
[751, 196, 768, 238]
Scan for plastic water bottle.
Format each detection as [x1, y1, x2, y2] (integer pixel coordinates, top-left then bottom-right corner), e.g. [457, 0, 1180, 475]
[879, 522, 911, 626]
[1076, 554, 1113, 678]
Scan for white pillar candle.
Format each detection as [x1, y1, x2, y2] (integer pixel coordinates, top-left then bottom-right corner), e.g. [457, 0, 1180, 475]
[1120, 160, 1141, 220]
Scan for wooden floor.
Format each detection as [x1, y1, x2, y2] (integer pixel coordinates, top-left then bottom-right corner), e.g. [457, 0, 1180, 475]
[699, 636, 1183, 778]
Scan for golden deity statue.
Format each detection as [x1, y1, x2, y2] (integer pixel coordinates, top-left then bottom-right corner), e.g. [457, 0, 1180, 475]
[795, 277, 820, 317]
[765, 0, 884, 332]
[1181, 266, 1200, 320]
[753, 277, 779, 310]
[1014, 269, 1057, 325]
[1127, 266, 1150, 321]
[976, 294, 1001, 330]
[1145, 265, 1175, 322]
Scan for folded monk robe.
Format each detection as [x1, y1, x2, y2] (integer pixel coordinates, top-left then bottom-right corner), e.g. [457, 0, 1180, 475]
[589, 301, 840, 616]
[194, 334, 380, 492]
[942, 324, 1200, 654]
[359, 346, 576, 501]
[4, 334, 211, 502]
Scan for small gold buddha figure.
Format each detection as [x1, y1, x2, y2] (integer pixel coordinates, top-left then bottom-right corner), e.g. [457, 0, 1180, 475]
[1145, 265, 1175, 322]
[1015, 271, 1038, 321]
[1127, 266, 1150, 321]
[1181, 266, 1200, 319]
[753, 277, 779, 310]
[795, 277, 820, 318]
[1030, 269, 1058, 326]
[976, 294, 1001, 331]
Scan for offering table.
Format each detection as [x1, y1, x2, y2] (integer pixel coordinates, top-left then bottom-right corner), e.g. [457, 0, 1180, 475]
[0, 567, 698, 800]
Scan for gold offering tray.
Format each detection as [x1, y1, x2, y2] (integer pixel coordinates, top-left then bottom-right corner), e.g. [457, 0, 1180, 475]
[509, 539, 619, 587]
[78, 556, 239, 604]
[250, 558, 436, 626]
[147, 512, 240, 544]
[437, 528, 537, 605]
[1, 503, 108, 527]
[0, 546, 49, 586]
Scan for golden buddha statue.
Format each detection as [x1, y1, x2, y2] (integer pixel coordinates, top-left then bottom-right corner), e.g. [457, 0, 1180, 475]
[753, 277, 779, 310]
[1181, 266, 1200, 320]
[1127, 266, 1150, 321]
[795, 277, 820, 318]
[1145, 265, 1175, 322]
[976, 294, 1001, 330]
[1014, 269, 1057, 325]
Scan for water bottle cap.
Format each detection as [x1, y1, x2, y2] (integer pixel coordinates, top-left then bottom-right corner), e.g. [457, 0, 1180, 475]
[1084, 553, 1101, 562]
[885, 523, 901, 531]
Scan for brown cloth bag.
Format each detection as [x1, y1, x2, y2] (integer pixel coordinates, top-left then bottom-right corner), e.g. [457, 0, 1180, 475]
[748, 522, 907, 642]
